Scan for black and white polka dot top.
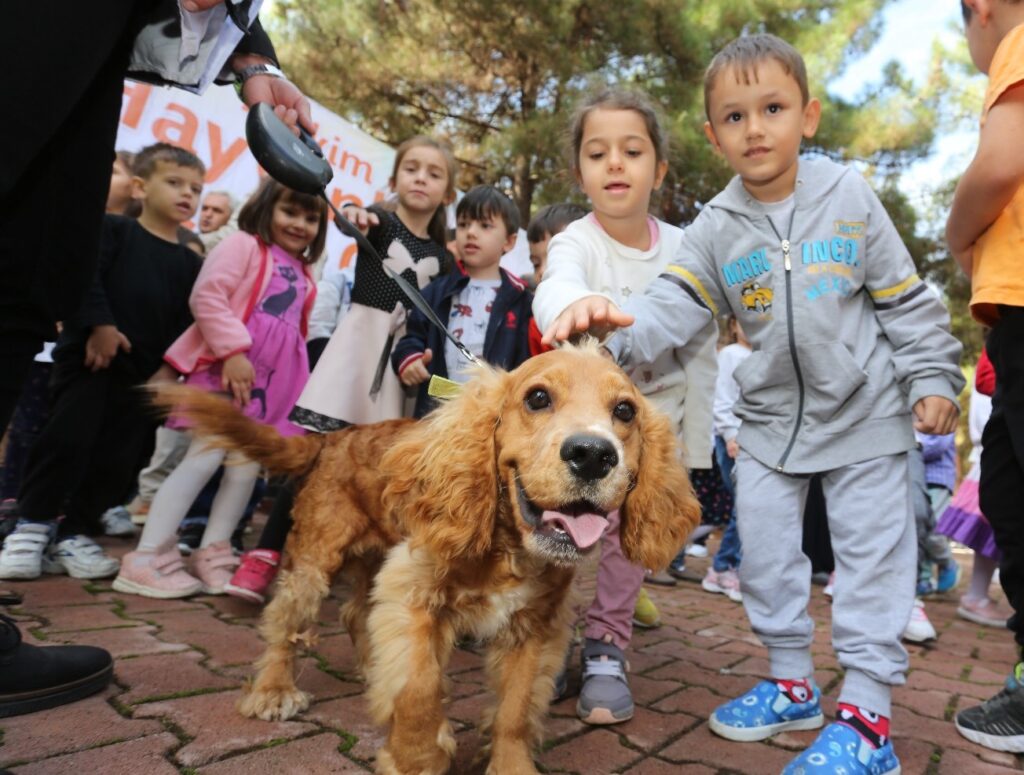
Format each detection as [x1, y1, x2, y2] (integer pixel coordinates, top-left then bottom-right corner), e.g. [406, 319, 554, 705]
[350, 209, 449, 313]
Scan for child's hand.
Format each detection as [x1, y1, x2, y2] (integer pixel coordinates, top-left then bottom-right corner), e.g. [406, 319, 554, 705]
[85, 325, 131, 371]
[541, 296, 635, 346]
[913, 396, 959, 435]
[726, 439, 740, 459]
[399, 349, 432, 386]
[222, 353, 255, 407]
[341, 206, 379, 235]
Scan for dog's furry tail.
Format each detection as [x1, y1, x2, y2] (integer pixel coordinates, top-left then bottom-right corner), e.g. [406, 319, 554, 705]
[149, 383, 325, 476]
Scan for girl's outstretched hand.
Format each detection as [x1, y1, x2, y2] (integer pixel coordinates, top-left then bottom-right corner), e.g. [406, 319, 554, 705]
[222, 353, 255, 407]
[341, 206, 379, 235]
[541, 295, 634, 346]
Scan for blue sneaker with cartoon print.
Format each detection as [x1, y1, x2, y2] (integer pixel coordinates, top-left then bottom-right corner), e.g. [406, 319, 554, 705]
[782, 721, 900, 774]
[709, 679, 824, 742]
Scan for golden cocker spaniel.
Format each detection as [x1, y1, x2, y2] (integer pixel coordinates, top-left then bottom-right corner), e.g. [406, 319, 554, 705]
[157, 342, 699, 775]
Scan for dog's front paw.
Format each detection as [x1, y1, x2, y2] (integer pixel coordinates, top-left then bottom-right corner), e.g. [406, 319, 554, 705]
[486, 748, 538, 775]
[237, 685, 311, 721]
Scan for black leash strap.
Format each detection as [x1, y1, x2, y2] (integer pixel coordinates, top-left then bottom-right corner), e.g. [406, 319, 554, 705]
[327, 206, 480, 366]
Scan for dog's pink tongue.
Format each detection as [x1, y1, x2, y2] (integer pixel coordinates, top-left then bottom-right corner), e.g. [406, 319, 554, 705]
[540, 508, 612, 549]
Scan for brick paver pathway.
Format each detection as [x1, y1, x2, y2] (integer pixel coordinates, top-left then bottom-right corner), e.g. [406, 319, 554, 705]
[1, 533, 1022, 774]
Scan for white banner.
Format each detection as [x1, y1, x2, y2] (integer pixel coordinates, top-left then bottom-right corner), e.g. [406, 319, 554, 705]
[115, 80, 396, 289]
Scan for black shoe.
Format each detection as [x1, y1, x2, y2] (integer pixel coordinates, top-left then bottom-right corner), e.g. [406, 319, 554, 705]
[955, 667, 1024, 752]
[177, 522, 204, 555]
[0, 614, 113, 718]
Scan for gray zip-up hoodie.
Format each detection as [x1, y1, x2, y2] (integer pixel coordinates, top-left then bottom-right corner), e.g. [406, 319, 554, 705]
[607, 157, 964, 474]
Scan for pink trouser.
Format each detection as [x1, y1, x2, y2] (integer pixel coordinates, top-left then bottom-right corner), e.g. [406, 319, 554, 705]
[584, 509, 645, 650]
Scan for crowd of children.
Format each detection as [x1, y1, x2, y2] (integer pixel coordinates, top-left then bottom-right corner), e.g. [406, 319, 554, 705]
[1, 7, 1023, 771]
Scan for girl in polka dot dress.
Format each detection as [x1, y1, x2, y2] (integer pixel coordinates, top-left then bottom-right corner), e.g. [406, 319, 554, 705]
[291, 136, 457, 431]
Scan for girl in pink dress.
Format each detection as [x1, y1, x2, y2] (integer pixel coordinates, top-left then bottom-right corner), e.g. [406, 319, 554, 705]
[113, 180, 327, 599]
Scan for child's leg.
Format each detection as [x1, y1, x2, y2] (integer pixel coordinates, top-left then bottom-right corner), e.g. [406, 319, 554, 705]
[256, 478, 296, 552]
[712, 436, 741, 572]
[199, 449, 260, 548]
[584, 510, 644, 650]
[16, 364, 110, 524]
[967, 554, 1000, 601]
[908, 446, 937, 590]
[0, 360, 51, 500]
[821, 452, 916, 718]
[136, 426, 190, 506]
[733, 453, 814, 679]
[137, 439, 225, 551]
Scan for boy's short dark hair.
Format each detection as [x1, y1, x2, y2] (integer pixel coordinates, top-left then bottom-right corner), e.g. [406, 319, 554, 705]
[703, 34, 810, 120]
[132, 142, 206, 180]
[456, 185, 520, 235]
[527, 203, 587, 243]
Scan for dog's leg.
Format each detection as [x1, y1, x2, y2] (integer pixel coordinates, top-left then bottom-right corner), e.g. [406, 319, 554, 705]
[340, 552, 383, 679]
[367, 551, 456, 775]
[238, 521, 356, 721]
[481, 602, 575, 773]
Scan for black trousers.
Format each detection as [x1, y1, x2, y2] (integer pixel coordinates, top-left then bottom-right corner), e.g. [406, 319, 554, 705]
[980, 306, 1024, 646]
[17, 360, 155, 536]
[0, 3, 155, 436]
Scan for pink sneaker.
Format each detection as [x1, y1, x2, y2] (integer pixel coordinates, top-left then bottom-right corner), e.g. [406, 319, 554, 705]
[702, 567, 743, 602]
[224, 549, 280, 604]
[191, 541, 240, 595]
[958, 596, 1012, 628]
[112, 543, 202, 598]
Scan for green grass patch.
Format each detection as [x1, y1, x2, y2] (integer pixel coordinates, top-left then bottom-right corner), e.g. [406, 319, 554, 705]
[336, 730, 358, 754]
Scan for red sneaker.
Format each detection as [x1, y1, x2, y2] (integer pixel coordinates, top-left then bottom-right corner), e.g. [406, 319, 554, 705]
[223, 549, 280, 604]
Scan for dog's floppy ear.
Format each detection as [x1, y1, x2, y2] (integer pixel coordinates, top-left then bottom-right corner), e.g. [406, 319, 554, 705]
[619, 404, 701, 571]
[382, 366, 507, 563]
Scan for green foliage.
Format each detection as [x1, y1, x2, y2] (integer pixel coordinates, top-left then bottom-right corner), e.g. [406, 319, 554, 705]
[270, 0, 939, 225]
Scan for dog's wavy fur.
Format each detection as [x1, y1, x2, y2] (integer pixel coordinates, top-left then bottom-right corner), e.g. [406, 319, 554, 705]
[154, 343, 699, 774]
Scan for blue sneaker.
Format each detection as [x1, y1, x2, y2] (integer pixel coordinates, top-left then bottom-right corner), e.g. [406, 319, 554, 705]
[936, 560, 961, 593]
[916, 578, 936, 597]
[709, 679, 824, 742]
[783, 721, 900, 774]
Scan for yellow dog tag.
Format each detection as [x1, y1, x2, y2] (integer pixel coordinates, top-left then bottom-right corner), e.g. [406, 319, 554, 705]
[427, 375, 462, 400]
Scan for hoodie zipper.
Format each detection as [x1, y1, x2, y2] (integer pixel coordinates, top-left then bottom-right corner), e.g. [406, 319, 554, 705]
[765, 209, 802, 473]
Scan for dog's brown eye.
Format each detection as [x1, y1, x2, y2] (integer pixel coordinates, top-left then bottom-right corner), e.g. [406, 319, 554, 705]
[613, 401, 636, 423]
[525, 388, 551, 411]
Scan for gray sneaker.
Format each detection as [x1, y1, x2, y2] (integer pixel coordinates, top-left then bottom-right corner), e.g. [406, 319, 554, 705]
[955, 667, 1024, 752]
[577, 636, 633, 724]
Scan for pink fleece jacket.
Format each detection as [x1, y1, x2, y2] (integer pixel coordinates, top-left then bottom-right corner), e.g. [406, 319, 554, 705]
[164, 231, 316, 375]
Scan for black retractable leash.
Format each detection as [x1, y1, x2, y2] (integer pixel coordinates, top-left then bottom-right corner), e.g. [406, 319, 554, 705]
[244, 104, 479, 369]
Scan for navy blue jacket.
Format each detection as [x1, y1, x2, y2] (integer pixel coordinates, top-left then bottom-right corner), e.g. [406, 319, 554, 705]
[392, 265, 533, 417]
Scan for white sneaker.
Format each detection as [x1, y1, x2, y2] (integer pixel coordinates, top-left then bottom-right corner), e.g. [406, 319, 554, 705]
[101, 506, 136, 537]
[685, 543, 709, 558]
[43, 535, 120, 579]
[0, 522, 52, 579]
[903, 599, 937, 643]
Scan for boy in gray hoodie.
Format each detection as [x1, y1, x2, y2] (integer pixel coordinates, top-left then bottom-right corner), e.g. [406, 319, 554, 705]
[544, 34, 963, 775]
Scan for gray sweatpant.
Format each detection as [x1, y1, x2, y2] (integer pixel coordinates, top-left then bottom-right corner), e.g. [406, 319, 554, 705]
[735, 451, 916, 717]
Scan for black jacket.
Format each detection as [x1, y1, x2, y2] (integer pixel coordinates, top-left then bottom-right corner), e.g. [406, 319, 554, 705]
[392, 265, 533, 417]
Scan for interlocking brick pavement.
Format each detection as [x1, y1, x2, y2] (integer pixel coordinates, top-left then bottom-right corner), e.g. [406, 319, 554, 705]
[2, 530, 1022, 774]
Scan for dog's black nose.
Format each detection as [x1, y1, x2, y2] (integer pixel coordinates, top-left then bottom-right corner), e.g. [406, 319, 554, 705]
[560, 434, 618, 481]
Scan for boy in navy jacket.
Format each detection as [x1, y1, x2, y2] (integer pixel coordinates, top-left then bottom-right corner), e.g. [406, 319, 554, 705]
[392, 186, 532, 417]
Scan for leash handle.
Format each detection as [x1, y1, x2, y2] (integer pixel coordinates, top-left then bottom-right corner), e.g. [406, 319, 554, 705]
[325, 200, 481, 366]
